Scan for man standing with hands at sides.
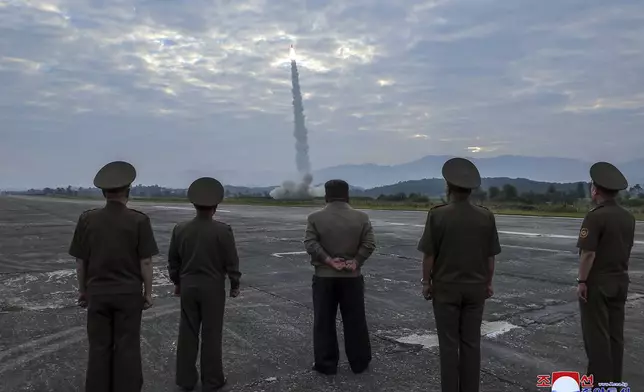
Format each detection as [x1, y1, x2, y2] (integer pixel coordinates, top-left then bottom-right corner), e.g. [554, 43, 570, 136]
[168, 177, 241, 392]
[417, 158, 501, 392]
[69, 161, 159, 392]
[576, 162, 634, 385]
[304, 179, 376, 375]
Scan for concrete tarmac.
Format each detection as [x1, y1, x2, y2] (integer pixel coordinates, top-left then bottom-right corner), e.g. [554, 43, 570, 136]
[0, 196, 643, 391]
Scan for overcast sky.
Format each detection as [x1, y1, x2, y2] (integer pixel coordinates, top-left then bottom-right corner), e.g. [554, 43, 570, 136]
[1, 0, 643, 188]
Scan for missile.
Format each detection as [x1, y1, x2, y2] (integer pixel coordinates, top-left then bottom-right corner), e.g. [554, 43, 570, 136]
[289, 44, 297, 61]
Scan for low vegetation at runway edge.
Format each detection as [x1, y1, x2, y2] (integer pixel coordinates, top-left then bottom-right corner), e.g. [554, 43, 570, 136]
[222, 197, 644, 220]
[11, 194, 643, 220]
[8, 180, 644, 220]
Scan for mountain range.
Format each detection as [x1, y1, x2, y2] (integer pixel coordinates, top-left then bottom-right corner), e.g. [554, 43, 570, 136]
[312, 155, 644, 189]
[357, 177, 585, 198]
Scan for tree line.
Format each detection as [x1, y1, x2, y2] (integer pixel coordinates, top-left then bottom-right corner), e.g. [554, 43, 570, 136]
[16, 182, 644, 207]
[376, 183, 644, 206]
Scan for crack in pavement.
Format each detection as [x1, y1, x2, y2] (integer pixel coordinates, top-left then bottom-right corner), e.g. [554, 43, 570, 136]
[0, 303, 178, 375]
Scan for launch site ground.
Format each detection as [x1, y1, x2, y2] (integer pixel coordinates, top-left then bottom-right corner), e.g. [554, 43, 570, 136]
[1, 196, 643, 392]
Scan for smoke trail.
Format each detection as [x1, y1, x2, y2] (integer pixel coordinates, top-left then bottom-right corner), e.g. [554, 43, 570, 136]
[291, 56, 311, 175]
[271, 47, 323, 200]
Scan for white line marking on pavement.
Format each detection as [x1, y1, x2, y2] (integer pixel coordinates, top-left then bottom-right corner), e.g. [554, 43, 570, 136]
[396, 334, 438, 348]
[498, 230, 576, 239]
[499, 230, 644, 245]
[151, 205, 231, 213]
[481, 321, 519, 337]
[395, 321, 518, 349]
[392, 223, 644, 245]
[502, 245, 574, 253]
[271, 251, 308, 258]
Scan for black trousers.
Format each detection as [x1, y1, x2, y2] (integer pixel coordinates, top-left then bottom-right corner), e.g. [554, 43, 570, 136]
[579, 278, 629, 384]
[176, 284, 226, 391]
[312, 275, 372, 373]
[432, 283, 487, 392]
[86, 293, 144, 392]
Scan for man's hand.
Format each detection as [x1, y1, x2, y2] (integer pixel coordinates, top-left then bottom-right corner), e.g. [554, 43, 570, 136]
[325, 257, 346, 271]
[78, 292, 87, 308]
[577, 283, 588, 302]
[143, 293, 153, 310]
[344, 260, 358, 271]
[230, 288, 240, 298]
[486, 284, 494, 299]
[422, 280, 432, 300]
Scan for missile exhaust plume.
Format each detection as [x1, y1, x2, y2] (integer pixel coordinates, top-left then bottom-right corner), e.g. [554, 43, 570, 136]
[270, 45, 324, 200]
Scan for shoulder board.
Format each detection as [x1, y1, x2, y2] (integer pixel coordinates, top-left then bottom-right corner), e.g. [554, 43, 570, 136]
[214, 219, 231, 227]
[128, 208, 149, 217]
[430, 204, 447, 211]
[80, 208, 99, 216]
[589, 205, 605, 213]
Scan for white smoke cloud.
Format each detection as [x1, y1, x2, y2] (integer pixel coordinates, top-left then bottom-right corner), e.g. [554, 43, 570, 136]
[269, 173, 325, 199]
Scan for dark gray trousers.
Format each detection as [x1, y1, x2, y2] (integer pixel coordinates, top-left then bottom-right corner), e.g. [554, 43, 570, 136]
[312, 275, 372, 374]
[176, 284, 226, 391]
[579, 277, 629, 384]
[86, 293, 144, 392]
[432, 283, 487, 392]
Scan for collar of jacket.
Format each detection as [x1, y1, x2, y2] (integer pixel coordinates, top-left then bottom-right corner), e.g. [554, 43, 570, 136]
[599, 198, 617, 206]
[325, 201, 351, 209]
[104, 200, 126, 210]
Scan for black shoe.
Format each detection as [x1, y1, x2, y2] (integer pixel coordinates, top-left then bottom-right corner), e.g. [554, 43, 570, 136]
[216, 378, 228, 390]
[351, 363, 370, 374]
[202, 378, 228, 391]
[177, 386, 195, 391]
[312, 363, 337, 375]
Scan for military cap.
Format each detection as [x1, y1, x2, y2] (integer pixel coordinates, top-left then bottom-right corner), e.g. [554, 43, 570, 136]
[441, 157, 481, 189]
[93, 161, 136, 190]
[590, 162, 628, 191]
[188, 177, 225, 207]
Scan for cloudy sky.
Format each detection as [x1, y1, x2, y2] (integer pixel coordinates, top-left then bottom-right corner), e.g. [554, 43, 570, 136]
[1, 0, 643, 188]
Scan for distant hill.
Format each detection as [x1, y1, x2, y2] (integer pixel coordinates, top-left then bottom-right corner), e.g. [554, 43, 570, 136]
[313, 155, 643, 188]
[356, 177, 587, 198]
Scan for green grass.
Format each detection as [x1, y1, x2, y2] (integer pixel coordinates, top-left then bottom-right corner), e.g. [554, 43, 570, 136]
[22, 194, 644, 220]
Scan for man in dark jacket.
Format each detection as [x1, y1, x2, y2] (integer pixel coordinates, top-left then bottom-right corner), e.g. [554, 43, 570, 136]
[69, 161, 159, 392]
[304, 179, 376, 375]
[168, 177, 241, 391]
[417, 158, 501, 392]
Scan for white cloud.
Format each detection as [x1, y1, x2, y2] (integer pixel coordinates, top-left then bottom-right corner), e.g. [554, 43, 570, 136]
[0, 0, 643, 187]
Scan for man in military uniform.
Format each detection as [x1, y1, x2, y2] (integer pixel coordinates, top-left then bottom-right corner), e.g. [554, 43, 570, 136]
[303, 179, 376, 375]
[576, 162, 635, 384]
[168, 177, 242, 391]
[417, 157, 501, 392]
[69, 161, 159, 392]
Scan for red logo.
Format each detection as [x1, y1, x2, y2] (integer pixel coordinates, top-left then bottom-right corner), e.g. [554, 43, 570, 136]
[536, 371, 593, 389]
[552, 371, 580, 384]
[580, 374, 594, 388]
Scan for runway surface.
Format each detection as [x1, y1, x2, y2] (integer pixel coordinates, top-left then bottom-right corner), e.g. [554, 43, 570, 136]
[1, 196, 643, 391]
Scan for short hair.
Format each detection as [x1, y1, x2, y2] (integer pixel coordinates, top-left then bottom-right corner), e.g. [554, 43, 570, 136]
[194, 204, 216, 212]
[593, 182, 618, 198]
[325, 179, 349, 200]
[102, 186, 129, 198]
[447, 182, 472, 195]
